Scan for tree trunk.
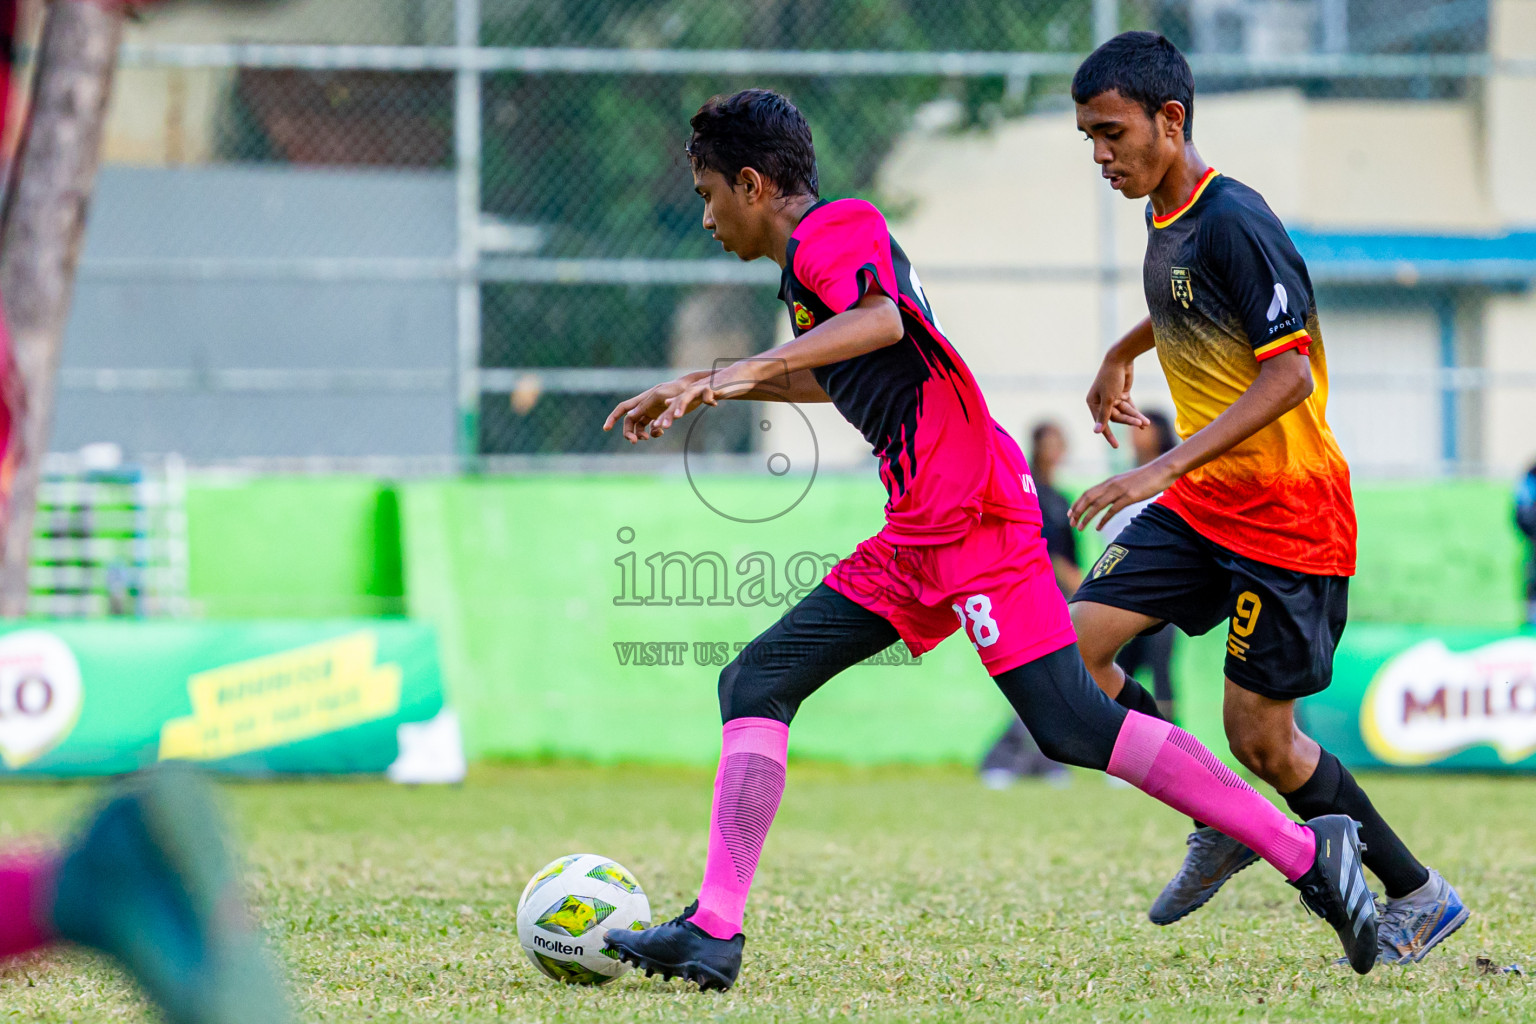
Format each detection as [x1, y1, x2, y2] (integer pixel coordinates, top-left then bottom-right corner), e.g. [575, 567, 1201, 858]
[0, 0, 125, 616]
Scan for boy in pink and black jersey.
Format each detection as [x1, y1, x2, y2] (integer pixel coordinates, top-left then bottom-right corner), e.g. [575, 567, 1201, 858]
[598, 88, 1378, 990]
[780, 198, 1041, 544]
[777, 193, 1076, 672]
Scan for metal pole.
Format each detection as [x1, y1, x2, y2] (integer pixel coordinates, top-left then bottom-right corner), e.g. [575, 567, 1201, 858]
[1093, 0, 1119, 50]
[1093, 0, 1119, 352]
[1319, 0, 1349, 54]
[1436, 295, 1459, 474]
[454, 0, 482, 467]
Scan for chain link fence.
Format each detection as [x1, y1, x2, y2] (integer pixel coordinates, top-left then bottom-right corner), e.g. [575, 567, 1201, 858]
[46, 0, 1536, 479]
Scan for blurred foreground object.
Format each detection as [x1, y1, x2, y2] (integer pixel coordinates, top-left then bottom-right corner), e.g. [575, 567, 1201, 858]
[0, 760, 291, 1023]
[0, 0, 126, 616]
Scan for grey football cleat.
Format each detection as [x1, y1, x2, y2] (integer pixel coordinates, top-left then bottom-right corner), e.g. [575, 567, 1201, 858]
[1376, 868, 1469, 965]
[1148, 826, 1261, 925]
[1292, 814, 1378, 975]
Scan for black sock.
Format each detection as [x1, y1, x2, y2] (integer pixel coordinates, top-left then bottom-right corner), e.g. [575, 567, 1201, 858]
[1282, 749, 1430, 899]
[1114, 676, 1165, 720]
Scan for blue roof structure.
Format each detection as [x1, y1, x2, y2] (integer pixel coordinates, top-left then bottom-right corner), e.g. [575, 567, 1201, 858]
[1292, 229, 1536, 288]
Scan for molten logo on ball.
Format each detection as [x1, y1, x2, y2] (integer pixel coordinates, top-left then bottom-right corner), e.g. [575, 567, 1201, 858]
[532, 934, 582, 955]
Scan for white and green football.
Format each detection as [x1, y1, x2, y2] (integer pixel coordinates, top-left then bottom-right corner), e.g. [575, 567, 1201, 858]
[516, 853, 652, 985]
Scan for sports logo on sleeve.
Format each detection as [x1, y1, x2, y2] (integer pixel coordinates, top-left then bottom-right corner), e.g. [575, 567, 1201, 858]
[1266, 283, 1288, 321]
[1170, 267, 1193, 309]
[792, 301, 815, 329]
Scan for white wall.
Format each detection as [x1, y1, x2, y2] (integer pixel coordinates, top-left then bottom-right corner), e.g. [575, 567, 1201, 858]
[1321, 310, 1443, 475]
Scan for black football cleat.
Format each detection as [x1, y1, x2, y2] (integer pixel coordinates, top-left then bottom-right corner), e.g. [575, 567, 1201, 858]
[1291, 815, 1378, 975]
[603, 901, 744, 991]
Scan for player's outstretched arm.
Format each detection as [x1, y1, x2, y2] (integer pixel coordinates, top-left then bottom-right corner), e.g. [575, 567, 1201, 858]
[603, 368, 832, 443]
[1086, 317, 1155, 449]
[1071, 348, 1313, 530]
[723, 368, 833, 405]
[603, 370, 712, 443]
[647, 292, 900, 435]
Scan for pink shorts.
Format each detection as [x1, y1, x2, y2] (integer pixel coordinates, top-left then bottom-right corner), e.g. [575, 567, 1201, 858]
[823, 515, 1078, 675]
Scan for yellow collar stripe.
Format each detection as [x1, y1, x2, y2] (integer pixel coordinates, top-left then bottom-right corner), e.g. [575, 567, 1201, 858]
[1152, 168, 1220, 229]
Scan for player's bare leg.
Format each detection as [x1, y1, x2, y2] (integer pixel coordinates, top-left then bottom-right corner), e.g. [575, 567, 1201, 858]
[1225, 682, 1468, 964]
[1073, 600, 1167, 715]
[1222, 682, 1319, 791]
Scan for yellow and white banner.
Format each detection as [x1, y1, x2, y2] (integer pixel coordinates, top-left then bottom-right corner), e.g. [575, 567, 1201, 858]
[0, 621, 460, 780]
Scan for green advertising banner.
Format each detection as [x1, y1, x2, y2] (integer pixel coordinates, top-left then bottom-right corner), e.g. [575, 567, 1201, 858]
[402, 475, 1025, 765]
[0, 621, 455, 778]
[400, 473, 1530, 766]
[1304, 624, 1536, 772]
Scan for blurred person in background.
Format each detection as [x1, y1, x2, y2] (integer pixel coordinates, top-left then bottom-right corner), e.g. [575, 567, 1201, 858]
[978, 422, 1078, 787]
[1031, 421, 1084, 595]
[1104, 410, 1180, 720]
[1518, 460, 1536, 626]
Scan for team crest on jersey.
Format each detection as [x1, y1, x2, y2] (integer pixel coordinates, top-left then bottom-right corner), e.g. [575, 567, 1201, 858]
[793, 302, 815, 329]
[1091, 544, 1130, 580]
[1170, 267, 1193, 308]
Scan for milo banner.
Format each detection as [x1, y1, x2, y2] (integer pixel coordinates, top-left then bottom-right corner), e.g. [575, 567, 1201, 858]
[0, 621, 462, 780]
[1304, 625, 1536, 771]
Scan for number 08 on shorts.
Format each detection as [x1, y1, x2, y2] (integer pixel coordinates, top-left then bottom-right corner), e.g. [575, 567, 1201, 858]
[823, 515, 1078, 676]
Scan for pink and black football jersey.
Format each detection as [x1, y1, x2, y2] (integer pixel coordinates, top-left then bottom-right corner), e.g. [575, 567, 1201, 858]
[780, 199, 1041, 545]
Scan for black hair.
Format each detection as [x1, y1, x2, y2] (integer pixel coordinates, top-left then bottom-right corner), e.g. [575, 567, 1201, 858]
[1144, 409, 1178, 455]
[687, 89, 819, 198]
[1071, 31, 1195, 141]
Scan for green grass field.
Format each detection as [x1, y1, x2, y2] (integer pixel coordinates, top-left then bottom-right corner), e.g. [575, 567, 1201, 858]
[0, 764, 1531, 1023]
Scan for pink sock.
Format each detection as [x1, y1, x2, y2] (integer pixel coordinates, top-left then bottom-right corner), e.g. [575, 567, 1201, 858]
[692, 717, 790, 939]
[0, 852, 56, 958]
[1109, 712, 1316, 881]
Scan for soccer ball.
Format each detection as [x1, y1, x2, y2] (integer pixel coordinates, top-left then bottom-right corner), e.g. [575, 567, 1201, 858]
[516, 853, 652, 985]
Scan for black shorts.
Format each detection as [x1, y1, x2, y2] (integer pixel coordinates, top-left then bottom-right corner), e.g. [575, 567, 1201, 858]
[1070, 503, 1348, 701]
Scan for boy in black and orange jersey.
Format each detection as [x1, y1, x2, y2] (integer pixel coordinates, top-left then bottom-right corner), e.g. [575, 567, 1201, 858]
[1066, 32, 1466, 965]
